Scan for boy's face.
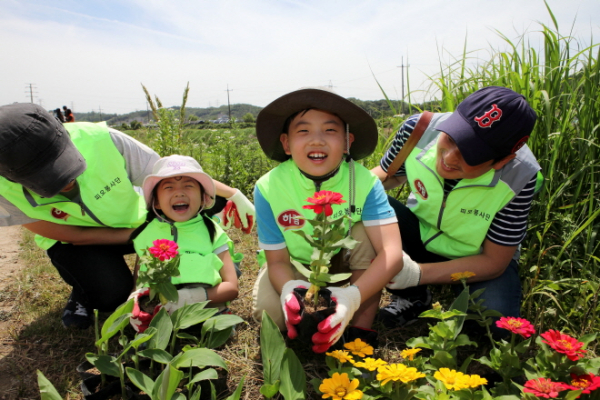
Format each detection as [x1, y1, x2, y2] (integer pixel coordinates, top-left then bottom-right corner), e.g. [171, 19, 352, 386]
[280, 109, 354, 177]
[154, 175, 203, 222]
[435, 132, 515, 180]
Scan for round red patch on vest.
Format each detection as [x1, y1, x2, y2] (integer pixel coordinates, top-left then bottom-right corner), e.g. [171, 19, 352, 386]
[414, 179, 428, 200]
[277, 209, 304, 231]
[51, 208, 69, 221]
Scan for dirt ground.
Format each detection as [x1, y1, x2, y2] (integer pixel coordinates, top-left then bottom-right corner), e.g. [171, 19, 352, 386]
[0, 226, 26, 397]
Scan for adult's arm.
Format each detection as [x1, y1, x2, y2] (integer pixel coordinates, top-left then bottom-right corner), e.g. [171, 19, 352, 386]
[418, 239, 517, 285]
[371, 165, 408, 190]
[22, 220, 135, 246]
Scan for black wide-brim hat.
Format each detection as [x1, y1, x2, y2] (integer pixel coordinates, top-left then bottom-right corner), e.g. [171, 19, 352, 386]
[256, 88, 378, 162]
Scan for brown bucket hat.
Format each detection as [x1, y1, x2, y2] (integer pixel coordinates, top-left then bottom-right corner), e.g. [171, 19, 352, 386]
[0, 103, 86, 198]
[256, 87, 378, 162]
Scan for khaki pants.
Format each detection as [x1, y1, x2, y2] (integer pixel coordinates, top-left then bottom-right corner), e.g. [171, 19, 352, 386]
[251, 222, 375, 330]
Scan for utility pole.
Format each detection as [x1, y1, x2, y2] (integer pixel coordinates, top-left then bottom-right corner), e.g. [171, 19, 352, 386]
[25, 83, 37, 103]
[99, 106, 103, 121]
[225, 85, 233, 123]
[397, 57, 409, 115]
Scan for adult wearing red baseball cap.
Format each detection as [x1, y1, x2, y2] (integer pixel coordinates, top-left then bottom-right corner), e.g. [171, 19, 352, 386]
[372, 86, 542, 337]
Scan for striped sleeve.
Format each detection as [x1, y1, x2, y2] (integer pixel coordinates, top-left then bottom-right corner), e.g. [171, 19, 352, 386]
[379, 114, 419, 176]
[486, 174, 537, 246]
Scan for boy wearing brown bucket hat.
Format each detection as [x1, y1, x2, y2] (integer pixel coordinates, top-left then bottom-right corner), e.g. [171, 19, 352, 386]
[0, 103, 254, 330]
[251, 88, 404, 352]
[371, 86, 543, 337]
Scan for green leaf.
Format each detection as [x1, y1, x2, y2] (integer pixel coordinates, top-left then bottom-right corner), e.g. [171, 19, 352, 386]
[280, 348, 306, 399]
[130, 327, 157, 349]
[138, 348, 173, 364]
[156, 281, 179, 304]
[260, 382, 280, 399]
[172, 302, 218, 330]
[290, 259, 312, 279]
[171, 348, 227, 370]
[126, 367, 155, 395]
[37, 370, 63, 400]
[320, 272, 352, 283]
[152, 364, 183, 400]
[202, 324, 234, 349]
[88, 354, 120, 377]
[148, 307, 173, 350]
[189, 368, 219, 384]
[224, 376, 245, 400]
[202, 314, 244, 331]
[97, 299, 134, 347]
[260, 311, 286, 386]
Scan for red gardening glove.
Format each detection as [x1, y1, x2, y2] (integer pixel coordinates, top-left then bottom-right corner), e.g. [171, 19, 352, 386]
[311, 286, 361, 353]
[129, 288, 162, 333]
[280, 280, 310, 339]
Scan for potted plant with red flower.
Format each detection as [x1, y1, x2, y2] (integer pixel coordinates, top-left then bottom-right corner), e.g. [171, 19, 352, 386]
[130, 238, 181, 332]
[288, 190, 359, 342]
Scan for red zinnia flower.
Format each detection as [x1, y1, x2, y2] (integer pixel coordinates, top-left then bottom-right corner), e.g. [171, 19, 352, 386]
[302, 191, 346, 217]
[540, 330, 586, 361]
[149, 239, 179, 261]
[523, 377, 567, 398]
[564, 373, 600, 395]
[495, 317, 536, 338]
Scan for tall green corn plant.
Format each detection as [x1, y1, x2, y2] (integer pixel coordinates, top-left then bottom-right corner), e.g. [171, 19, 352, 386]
[142, 82, 190, 156]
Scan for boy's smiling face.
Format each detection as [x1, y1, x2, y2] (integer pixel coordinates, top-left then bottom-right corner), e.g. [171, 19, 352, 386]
[154, 175, 203, 222]
[280, 109, 354, 177]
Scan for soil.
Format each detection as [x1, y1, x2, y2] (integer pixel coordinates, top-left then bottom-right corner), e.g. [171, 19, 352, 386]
[0, 226, 27, 397]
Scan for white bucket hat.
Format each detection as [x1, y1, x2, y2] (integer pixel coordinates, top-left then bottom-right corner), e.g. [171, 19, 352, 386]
[142, 155, 216, 209]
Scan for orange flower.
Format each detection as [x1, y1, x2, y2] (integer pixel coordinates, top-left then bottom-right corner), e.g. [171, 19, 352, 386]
[148, 239, 179, 261]
[540, 330, 586, 361]
[495, 317, 535, 338]
[303, 191, 346, 217]
[344, 339, 373, 358]
[450, 271, 476, 281]
[523, 377, 567, 398]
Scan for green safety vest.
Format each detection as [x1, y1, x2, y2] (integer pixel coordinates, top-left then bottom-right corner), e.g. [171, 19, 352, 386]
[0, 122, 147, 250]
[256, 159, 378, 264]
[405, 113, 542, 259]
[133, 214, 230, 286]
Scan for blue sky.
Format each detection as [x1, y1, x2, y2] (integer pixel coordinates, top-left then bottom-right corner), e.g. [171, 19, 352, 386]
[1, 0, 599, 114]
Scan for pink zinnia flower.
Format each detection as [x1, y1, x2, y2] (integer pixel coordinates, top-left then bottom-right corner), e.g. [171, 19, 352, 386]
[303, 191, 346, 217]
[540, 330, 586, 361]
[495, 317, 536, 338]
[564, 373, 600, 396]
[523, 377, 567, 398]
[148, 239, 179, 261]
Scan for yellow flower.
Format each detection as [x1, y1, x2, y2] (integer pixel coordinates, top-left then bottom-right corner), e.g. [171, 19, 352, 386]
[450, 271, 476, 281]
[325, 350, 354, 364]
[353, 357, 388, 371]
[433, 368, 470, 390]
[376, 363, 425, 386]
[463, 374, 488, 388]
[400, 348, 422, 361]
[319, 372, 363, 400]
[344, 339, 374, 358]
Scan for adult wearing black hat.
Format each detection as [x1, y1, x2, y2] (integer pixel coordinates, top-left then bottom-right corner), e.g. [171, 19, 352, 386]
[0, 103, 255, 329]
[371, 86, 542, 337]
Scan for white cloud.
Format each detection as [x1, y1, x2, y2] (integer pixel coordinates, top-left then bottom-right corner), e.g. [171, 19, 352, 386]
[1, 0, 598, 114]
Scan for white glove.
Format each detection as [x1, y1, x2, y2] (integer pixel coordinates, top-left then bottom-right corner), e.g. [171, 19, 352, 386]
[227, 189, 255, 233]
[163, 286, 208, 314]
[280, 280, 311, 339]
[312, 285, 361, 353]
[385, 252, 422, 290]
